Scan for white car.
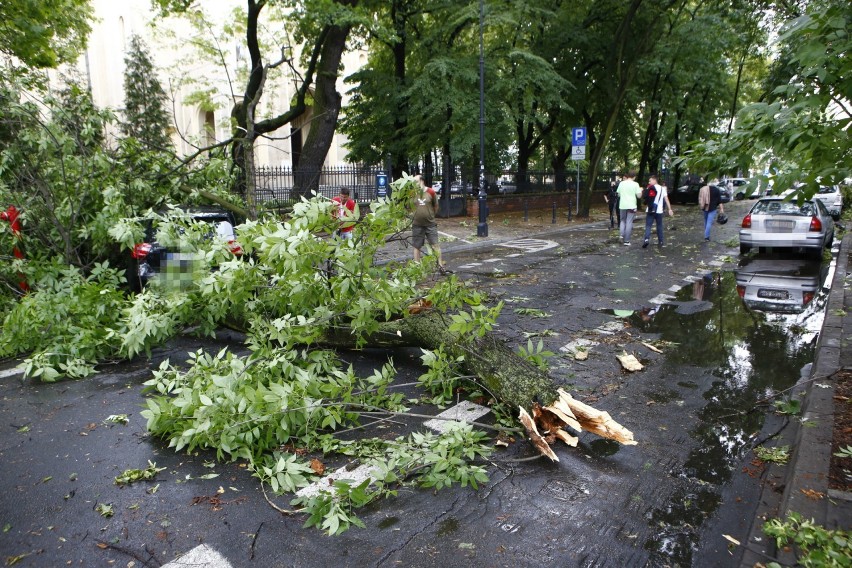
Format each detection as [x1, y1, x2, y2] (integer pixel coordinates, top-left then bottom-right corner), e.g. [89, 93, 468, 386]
[814, 185, 842, 219]
[739, 196, 835, 258]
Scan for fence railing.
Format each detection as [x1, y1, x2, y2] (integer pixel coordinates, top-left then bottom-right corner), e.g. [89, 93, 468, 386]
[252, 164, 385, 209]
[251, 164, 679, 214]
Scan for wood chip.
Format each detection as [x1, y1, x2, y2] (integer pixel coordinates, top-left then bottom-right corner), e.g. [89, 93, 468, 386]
[617, 351, 644, 372]
[574, 350, 588, 360]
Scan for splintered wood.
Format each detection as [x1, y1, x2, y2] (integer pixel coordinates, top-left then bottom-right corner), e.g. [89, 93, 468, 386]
[520, 388, 637, 461]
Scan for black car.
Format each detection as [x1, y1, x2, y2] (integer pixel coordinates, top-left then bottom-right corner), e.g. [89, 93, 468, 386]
[671, 183, 729, 205]
[129, 208, 241, 291]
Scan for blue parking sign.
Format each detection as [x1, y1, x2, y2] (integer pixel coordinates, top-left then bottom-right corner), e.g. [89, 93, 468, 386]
[572, 127, 586, 146]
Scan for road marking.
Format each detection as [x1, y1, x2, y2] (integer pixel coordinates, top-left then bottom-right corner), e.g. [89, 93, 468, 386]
[649, 294, 676, 305]
[709, 260, 724, 267]
[497, 238, 559, 253]
[162, 545, 232, 568]
[0, 366, 24, 379]
[507, 253, 523, 258]
[593, 321, 624, 335]
[560, 338, 599, 354]
[457, 262, 483, 269]
[296, 463, 379, 499]
[424, 400, 491, 433]
[296, 400, 491, 499]
[439, 231, 472, 244]
[484, 258, 502, 263]
[667, 285, 681, 293]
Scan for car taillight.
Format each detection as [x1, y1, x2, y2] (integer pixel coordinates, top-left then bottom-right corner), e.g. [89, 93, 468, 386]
[228, 240, 243, 255]
[741, 214, 751, 228]
[736, 285, 745, 298]
[132, 243, 152, 259]
[809, 216, 822, 231]
[803, 291, 814, 305]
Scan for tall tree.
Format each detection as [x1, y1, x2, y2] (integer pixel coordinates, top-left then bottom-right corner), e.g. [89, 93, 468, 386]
[0, 0, 93, 71]
[121, 35, 172, 151]
[684, 1, 851, 194]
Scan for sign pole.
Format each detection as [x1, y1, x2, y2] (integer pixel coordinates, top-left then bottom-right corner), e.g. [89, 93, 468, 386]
[577, 162, 580, 215]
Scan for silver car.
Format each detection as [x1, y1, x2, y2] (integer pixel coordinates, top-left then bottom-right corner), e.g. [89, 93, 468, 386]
[739, 197, 834, 258]
[735, 257, 827, 313]
[814, 185, 843, 219]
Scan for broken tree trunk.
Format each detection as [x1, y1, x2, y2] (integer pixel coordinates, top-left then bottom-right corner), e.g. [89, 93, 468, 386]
[324, 310, 558, 411]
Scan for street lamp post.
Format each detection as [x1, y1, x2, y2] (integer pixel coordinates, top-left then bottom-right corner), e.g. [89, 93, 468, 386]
[477, 0, 488, 237]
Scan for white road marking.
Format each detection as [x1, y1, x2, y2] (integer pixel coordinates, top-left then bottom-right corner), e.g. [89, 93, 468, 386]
[497, 238, 559, 253]
[560, 338, 599, 354]
[649, 294, 676, 305]
[506, 253, 523, 258]
[668, 285, 681, 293]
[439, 231, 472, 244]
[0, 366, 24, 379]
[162, 545, 232, 568]
[296, 400, 491, 498]
[593, 321, 624, 335]
[424, 400, 491, 433]
[709, 260, 724, 267]
[296, 463, 379, 499]
[484, 258, 502, 263]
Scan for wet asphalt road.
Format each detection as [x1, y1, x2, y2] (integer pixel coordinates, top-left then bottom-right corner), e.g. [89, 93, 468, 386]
[0, 200, 831, 567]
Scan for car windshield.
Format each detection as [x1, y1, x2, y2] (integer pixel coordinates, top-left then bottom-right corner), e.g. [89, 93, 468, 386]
[752, 200, 815, 216]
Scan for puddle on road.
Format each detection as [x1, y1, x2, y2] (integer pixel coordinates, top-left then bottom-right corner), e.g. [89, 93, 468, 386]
[437, 517, 459, 536]
[626, 257, 833, 565]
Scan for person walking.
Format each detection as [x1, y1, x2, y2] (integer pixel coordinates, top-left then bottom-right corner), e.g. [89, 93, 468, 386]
[698, 179, 725, 241]
[331, 187, 358, 240]
[411, 175, 450, 274]
[604, 181, 620, 229]
[641, 175, 674, 248]
[616, 171, 643, 245]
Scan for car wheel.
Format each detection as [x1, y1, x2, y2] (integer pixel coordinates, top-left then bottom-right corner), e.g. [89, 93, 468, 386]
[739, 243, 751, 255]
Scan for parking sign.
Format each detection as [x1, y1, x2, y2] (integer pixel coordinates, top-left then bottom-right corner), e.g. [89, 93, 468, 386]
[572, 127, 586, 146]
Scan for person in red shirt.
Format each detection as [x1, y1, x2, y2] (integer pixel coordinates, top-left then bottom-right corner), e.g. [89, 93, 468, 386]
[1, 205, 28, 291]
[331, 187, 357, 239]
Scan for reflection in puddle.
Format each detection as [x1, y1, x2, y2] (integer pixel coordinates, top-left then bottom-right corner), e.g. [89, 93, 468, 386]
[587, 439, 621, 457]
[630, 257, 832, 565]
[378, 516, 399, 529]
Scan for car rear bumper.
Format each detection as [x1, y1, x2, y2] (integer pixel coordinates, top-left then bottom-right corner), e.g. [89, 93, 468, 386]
[739, 230, 825, 249]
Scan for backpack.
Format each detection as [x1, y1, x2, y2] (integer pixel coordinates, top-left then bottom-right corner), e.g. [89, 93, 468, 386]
[642, 184, 659, 209]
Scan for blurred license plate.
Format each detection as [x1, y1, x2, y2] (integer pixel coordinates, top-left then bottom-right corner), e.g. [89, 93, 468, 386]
[765, 220, 794, 232]
[758, 289, 789, 299]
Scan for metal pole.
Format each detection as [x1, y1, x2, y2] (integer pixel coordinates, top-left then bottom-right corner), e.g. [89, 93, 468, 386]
[576, 162, 580, 215]
[477, 0, 488, 237]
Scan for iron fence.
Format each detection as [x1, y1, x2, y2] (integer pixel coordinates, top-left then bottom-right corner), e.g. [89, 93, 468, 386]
[252, 164, 384, 210]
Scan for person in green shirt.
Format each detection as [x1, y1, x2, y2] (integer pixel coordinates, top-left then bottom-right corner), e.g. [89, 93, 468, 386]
[616, 171, 643, 245]
[411, 175, 450, 274]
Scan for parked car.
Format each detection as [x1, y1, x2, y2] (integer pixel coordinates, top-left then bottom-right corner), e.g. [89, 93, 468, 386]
[728, 178, 758, 200]
[130, 207, 241, 291]
[498, 179, 517, 194]
[735, 257, 827, 314]
[671, 182, 728, 205]
[739, 196, 834, 258]
[814, 184, 843, 219]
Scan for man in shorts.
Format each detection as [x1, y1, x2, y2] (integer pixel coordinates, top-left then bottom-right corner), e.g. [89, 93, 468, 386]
[411, 175, 450, 274]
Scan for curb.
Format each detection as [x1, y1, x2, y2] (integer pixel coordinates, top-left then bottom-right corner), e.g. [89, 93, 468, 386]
[749, 232, 851, 566]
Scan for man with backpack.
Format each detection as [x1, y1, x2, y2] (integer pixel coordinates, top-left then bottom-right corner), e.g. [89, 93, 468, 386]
[641, 175, 674, 248]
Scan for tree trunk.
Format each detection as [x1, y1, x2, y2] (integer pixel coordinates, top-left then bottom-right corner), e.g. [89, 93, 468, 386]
[294, 22, 353, 196]
[323, 311, 558, 410]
